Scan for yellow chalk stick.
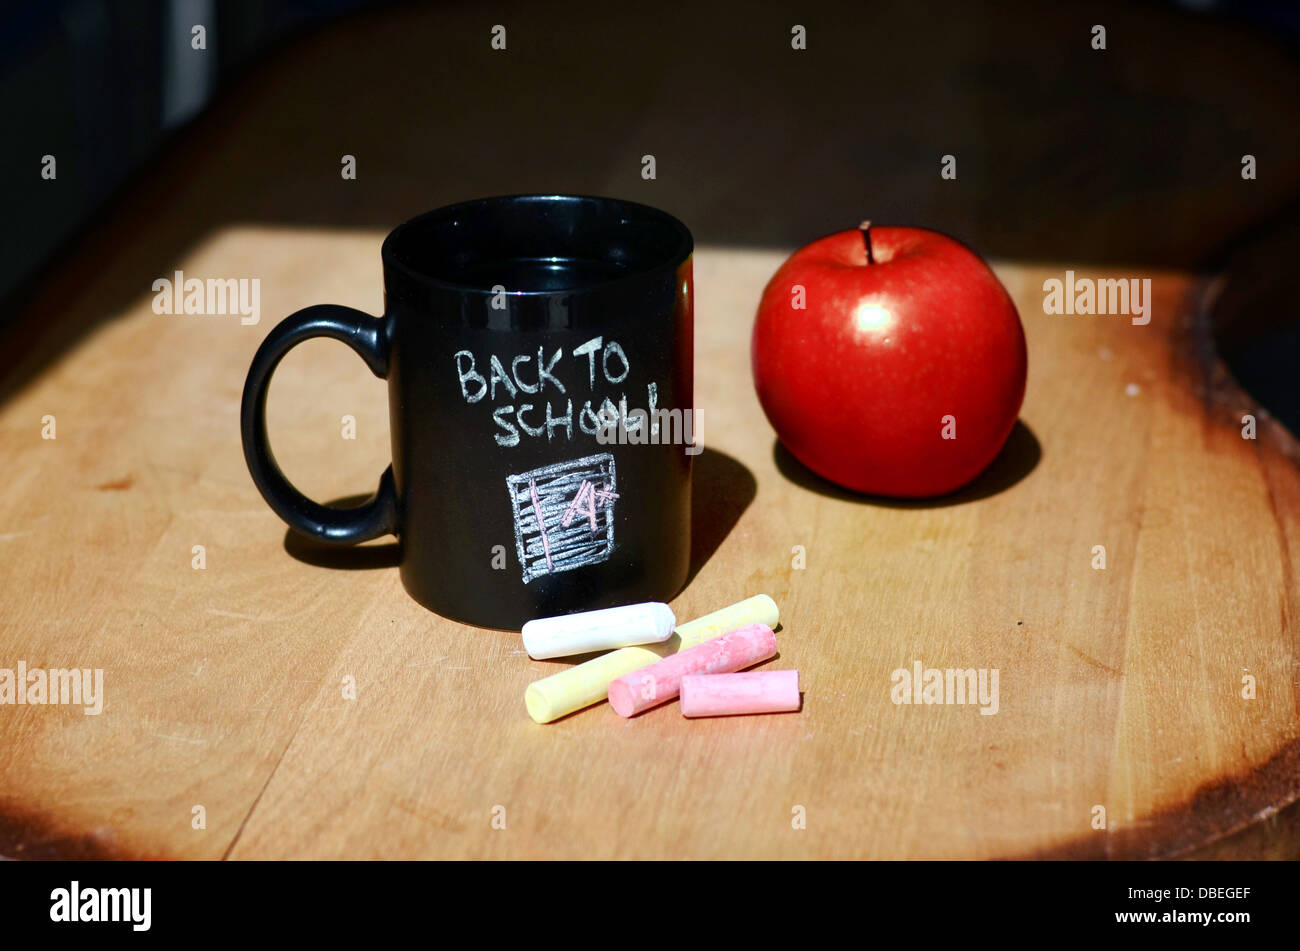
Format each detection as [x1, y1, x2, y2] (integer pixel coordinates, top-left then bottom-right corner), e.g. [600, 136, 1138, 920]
[524, 594, 779, 723]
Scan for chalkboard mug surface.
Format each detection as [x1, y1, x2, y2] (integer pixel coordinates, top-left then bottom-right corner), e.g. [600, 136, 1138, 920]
[240, 195, 695, 630]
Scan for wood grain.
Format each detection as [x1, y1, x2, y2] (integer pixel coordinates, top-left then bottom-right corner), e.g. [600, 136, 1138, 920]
[0, 223, 1297, 858]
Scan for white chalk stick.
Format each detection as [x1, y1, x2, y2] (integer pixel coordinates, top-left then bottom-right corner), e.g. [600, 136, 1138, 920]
[521, 602, 677, 660]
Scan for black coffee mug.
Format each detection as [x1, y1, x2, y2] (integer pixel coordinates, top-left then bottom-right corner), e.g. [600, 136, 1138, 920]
[241, 195, 694, 630]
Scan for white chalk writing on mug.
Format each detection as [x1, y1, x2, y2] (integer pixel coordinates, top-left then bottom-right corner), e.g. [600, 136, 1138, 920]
[506, 453, 618, 583]
[453, 337, 657, 446]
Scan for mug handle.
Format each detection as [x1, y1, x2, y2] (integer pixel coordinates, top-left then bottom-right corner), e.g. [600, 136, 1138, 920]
[240, 304, 398, 544]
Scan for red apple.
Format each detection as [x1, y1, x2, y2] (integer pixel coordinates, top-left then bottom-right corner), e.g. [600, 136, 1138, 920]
[752, 224, 1027, 497]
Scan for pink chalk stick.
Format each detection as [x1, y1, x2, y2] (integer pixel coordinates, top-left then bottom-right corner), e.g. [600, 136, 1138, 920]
[607, 623, 777, 718]
[680, 670, 801, 717]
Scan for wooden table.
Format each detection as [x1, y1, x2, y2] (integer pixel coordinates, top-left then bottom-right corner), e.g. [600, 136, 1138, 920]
[1, 225, 1297, 858]
[2, 2, 1298, 860]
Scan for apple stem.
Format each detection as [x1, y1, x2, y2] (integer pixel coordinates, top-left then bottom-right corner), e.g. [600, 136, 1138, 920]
[859, 220, 874, 265]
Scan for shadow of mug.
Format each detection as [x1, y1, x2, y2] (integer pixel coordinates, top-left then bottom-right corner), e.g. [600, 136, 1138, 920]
[285, 445, 757, 587]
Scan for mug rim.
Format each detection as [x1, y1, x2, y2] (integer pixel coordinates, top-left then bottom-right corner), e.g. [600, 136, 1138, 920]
[380, 193, 694, 298]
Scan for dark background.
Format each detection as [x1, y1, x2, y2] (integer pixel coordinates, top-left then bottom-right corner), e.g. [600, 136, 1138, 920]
[1, 0, 1298, 424]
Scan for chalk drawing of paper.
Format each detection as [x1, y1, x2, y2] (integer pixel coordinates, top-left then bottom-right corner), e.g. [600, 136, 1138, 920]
[507, 453, 618, 584]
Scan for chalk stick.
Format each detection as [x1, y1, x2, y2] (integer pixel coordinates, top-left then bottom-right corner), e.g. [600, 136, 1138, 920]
[607, 623, 778, 718]
[524, 594, 778, 723]
[680, 670, 801, 717]
[522, 602, 676, 660]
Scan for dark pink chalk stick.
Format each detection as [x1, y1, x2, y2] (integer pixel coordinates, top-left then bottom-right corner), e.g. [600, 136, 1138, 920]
[607, 622, 777, 717]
